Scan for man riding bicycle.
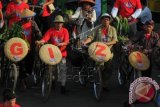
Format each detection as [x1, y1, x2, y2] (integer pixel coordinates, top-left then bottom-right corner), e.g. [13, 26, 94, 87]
[131, 20, 160, 77]
[36, 15, 69, 94]
[83, 13, 118, 90]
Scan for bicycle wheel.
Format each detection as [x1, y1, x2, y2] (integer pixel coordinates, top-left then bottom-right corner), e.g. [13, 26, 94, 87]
[117, 55, 129, 86]
[5, 63, 18, 91]
[117, 65, 127, 86]
[79, 66, 88, 85]
[93, 66, 102, 101]
[41, 65, 53, 102]
[32, 56, 42, 85]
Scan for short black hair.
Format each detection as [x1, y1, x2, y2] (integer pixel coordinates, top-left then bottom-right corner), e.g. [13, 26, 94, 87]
[141, 0, 147, 6]
[2, 89, 16, 102]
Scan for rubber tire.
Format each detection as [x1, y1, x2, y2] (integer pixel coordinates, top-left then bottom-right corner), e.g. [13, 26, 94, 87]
[41, 65, 53, 102]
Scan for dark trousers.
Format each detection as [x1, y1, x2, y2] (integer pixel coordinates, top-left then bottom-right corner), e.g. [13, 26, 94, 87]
[101, 59, 114, 88]
[40, 16, 52, 35]
[19, 50, 34, 79]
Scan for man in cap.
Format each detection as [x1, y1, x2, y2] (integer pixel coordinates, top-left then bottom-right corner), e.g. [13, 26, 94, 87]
[83, 13, 118, 49]
[0, 88, 20, 107]
[36, 15, 69, 94]
[83, 13, 118, 90]
[132, 20, 160, 77]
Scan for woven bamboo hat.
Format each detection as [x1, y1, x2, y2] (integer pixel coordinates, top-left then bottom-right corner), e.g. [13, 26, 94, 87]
[88, 42, 112, 63]
[54, 15, 65, 23]
[39, 44, 62, 65]
[4, 37, 29, 62]
[20, 9, 36, 18]
[79, 0, 95, 6]
[129, 51, 150, 71]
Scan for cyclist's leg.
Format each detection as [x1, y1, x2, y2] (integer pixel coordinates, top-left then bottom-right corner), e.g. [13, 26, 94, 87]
[25, 51, 34, 76]
[101, 60, 114, 90]
[57, 58, 68, 94]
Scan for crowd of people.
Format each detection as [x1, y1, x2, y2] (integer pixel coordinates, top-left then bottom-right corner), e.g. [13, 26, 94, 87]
[0, 0, 160, 106]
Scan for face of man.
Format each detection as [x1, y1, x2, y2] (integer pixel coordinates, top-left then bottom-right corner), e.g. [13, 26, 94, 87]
[82, 3, 92, 11]
[4, 98, 16, 107]
[144, 25, 154, 33]
[54, 22, 63, 30]
[14, 0, 21, 3]
[101, 17, 110, 27]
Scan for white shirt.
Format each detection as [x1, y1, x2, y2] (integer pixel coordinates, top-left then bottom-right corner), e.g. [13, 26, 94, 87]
[71, 7, 96, 35]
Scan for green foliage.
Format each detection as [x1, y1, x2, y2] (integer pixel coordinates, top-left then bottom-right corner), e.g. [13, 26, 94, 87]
[65, 9, 74, 16]
[0, 23, 24, 42]
[112, 16, 129, 42]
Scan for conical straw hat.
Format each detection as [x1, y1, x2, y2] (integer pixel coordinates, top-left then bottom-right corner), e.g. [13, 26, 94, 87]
[39, 44, 62, 65]
[129, 51, 150, 71]
[79, 0, 95, 6]
[4, 37, 29, 62]
[20, 9, 36, 18]
[88, 42, 112, 63]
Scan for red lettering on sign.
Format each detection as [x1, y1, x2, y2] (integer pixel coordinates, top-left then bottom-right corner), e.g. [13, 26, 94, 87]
[10, 43, 23, 56]
[136, 52, 142, 63]
[95, 44, 106, 57]
[48, 48, 54, 59]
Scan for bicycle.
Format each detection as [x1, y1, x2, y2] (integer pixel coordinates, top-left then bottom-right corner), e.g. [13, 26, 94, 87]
[1, 37, 29, 91]
[116, 40, 133, 86]
[32, 44, 62, 102]
[71, 42, 112, 101]
[116, 42, 150, 87]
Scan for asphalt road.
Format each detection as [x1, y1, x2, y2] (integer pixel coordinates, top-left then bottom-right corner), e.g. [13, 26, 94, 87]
[0, 65, 159, 107]
[0, 63, 129, 107]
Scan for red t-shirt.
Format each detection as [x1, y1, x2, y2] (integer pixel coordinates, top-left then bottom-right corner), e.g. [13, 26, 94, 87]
[0, 103, 20, 107]
[6, 1, 29, 27]
[0, 1, 2, 19]
[32, 0, 51, 17]
[114, 0, 142, 18]
[101, 28, 108, 42]
[22, 22, 32, 44]
[0, 1, 2, 9]
[41, 27, 69, 57]
[145, 34, 151, 40]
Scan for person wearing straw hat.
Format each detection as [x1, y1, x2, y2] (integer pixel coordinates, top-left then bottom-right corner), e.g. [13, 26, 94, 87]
[83, 13, 118, 90]
[17, 8, 42, 90]
[0, 88, 20, 107]
[131, 20, 160, 77]
[70, 0, 96, 38]
[5, 0, 29, 27]
[36, 15, 69, 94]
[83, 13, 118, 49]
